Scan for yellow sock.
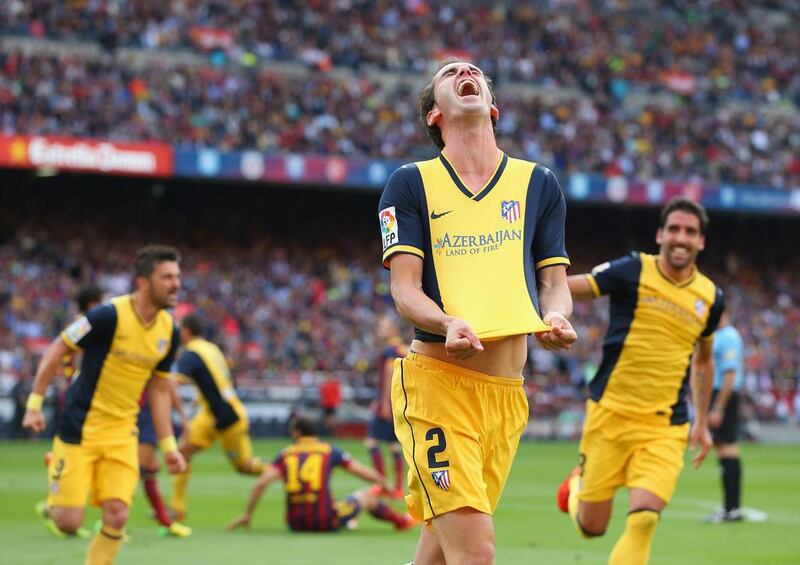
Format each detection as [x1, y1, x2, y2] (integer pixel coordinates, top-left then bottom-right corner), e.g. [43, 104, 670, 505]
[609, 510, 659, 565]
[171, 466, 191, 515]
[85, 525, 124, 565]
[567, 473, 593, 538]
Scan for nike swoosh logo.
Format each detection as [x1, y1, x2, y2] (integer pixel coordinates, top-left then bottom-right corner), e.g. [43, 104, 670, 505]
[430, 210, 453, 220]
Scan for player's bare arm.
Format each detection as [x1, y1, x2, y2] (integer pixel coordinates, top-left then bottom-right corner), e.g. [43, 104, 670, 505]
[168, 376, 189, 434]
[148, 376, 186, 474]
[536, 265, 577, 350]
[389, 253, 483, 359]
[346, 459, 391, 491]
[22, 336, 73, 433]
[228, 464, 281, 530]
[689, 337, 715, 469]
[567, 273, 597, 302]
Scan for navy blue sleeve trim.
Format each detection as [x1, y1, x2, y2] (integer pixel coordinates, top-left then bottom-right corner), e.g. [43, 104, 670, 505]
[702, 287, 725, 338]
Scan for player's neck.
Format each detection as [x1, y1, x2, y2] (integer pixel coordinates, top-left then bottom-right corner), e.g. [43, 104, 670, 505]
[131, 292, 159, 325]
[441, 123, 500, 193]
[657, 255, 695, 283]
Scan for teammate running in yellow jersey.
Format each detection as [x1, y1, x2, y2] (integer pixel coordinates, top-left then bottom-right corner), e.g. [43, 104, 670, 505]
[37, 284, 103, 540]
[379, 59, 577, 565]
[23, 245, 187, 565]
[170, 314, 264, 519]
[557, 198, 723, 565]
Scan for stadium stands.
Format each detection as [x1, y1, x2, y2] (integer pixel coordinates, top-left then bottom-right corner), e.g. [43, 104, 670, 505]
[2, 1, 798, 105]
[1, 181, 798, 427]
[1, 48, 798, 188]
[1, 1, 799, 188]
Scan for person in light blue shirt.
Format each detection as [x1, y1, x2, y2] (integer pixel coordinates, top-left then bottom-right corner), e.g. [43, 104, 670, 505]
[705, 309, 745, 523]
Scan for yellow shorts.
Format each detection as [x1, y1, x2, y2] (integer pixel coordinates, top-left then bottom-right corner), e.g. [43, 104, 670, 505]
[188, 407, 254, 467]
[578, 400, 689, 503]
[391, 353, 528, 522]
[47, 436, 139, 508]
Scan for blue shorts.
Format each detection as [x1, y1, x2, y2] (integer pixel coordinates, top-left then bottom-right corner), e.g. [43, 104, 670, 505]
[368, 415, 398, 443]
[137, 404, 157, 446]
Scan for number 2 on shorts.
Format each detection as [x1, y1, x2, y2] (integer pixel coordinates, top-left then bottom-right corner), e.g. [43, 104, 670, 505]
[426, 427, 449, 469]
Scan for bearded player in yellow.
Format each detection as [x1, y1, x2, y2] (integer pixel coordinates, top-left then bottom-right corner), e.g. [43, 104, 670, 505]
[557, 198, 723, 565]
[23, 245, 187, 565]
[169, 313, 264, 520]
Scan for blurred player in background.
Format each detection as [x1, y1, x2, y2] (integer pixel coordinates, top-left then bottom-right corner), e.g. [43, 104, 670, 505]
[137, 386, 192, 537]
[704, 309, 745, 523]
[228, 416, 415, 532]
[364, 315, 407, 500]
[319, 373, 342, 436]
[380, 59, 575, 564]
[170, 313, 264, 520]
[558, 198, 723, 565]
[23, 245, 186, 565]
[38, 284, 103, 538]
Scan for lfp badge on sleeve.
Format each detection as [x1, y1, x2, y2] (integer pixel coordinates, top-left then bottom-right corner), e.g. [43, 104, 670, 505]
[380, 206, 398, 251]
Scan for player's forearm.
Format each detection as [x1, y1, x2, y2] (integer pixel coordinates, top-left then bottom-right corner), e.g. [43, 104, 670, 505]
[567, 274, 597, 302]
[169, 378, 188, 423]
[391, 283, 453, 336]
[713, 371, 735, 411]
[538, 272, 573, 319]
[244, 480, 269, 516]
[149, 378, 177, 440]
[348, 461, 383, 484]
[691, 358, 714, 425]
[31, 338, 68, 395]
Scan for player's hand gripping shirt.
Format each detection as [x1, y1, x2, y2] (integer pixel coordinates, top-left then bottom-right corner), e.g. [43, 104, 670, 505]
[59, 294, 179, 444]
[379, 153, 570, 341]
[585, 252, 724, 425]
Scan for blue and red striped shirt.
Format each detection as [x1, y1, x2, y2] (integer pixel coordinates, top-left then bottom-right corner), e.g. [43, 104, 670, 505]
[271, 437, 352, 531]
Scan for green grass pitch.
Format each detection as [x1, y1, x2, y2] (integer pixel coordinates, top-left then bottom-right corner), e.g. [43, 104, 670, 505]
[1, 439, 798, 564]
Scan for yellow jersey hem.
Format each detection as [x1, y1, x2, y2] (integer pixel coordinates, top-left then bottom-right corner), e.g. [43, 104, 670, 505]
[383, 245, 424, 268]
[535, 256, 570, 270]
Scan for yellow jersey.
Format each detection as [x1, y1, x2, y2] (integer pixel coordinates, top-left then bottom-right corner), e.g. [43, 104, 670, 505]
[175, 337, 242, 429]
[586, 252, 724, 425]
[59, 294, 179, 444]
[379, 152, 570, 341]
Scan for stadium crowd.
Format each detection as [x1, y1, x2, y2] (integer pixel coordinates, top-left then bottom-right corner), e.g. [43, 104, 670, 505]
[2, 0, 798, 106]
[2, 48, 799, 189]
[1, 214, 798, 427]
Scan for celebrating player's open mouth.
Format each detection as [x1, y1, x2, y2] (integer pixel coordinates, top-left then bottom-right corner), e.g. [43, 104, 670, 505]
[668, 244, 691, 265]
[456, 78, 480, 98]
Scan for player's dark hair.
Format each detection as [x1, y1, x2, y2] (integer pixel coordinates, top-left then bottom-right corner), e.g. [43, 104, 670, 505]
[133, 245, 181, 278]
[418, 59, 498, 150]
[290, 416, 317, 437]
[181, 313, 203, 337]
[660, 197, 709, 235]
[76, 284, 103, 313]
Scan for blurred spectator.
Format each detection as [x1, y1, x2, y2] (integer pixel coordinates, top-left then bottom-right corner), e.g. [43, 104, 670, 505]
[10, 374, 32, 439]
[319, 374, 342, 437]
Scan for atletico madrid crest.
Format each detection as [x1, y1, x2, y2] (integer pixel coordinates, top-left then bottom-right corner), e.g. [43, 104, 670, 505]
[431, 469, 450, 491]
[501, 200, 520, 224]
